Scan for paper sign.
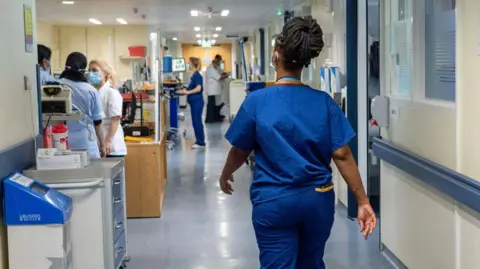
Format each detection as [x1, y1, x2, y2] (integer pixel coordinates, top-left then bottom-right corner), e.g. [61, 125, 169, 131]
[24, 5, 34, 53]
[10, 173, 34, 188]
[390, 105, 399, 120]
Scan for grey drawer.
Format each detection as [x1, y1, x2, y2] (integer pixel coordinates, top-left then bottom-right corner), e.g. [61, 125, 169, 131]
[114, 232, 126, 269]
[113, 206, 126, 241]
[112, 174, 124, 215]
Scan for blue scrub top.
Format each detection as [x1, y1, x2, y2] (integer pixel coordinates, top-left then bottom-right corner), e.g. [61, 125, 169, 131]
[58, 78, 105, 159]
[225, 85, 355, 205]
[39, 68, 56, 85]
[187, 71, 204, 103]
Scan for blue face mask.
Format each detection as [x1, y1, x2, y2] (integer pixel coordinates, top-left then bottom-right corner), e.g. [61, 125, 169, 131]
[88, 72, 102, 85]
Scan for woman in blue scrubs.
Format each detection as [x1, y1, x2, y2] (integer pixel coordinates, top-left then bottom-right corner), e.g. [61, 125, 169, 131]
[219, 16, 377, 269]
[58, 52, 106, 158]
[178, 57, 206, 149]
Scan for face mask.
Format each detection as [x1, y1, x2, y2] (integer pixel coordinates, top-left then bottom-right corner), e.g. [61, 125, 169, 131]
[88, 71, 102, 85]
[220, 62, 225, 71]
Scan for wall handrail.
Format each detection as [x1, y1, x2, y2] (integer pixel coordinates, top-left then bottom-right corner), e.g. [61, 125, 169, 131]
[372, 137, 480, 214]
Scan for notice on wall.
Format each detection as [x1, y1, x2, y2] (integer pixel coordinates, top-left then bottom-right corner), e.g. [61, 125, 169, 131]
[23, 5, 34, 53]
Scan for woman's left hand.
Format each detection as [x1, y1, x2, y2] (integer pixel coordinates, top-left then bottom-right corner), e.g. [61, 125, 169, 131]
[219, 175, 234, 195]
[105, 140, 112, 155]
[177, 89, 188, 95]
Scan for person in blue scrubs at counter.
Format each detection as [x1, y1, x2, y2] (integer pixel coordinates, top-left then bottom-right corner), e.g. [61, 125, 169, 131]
[58, 52, 106, 158]
[178, 57, 206, 149]
[219, 16, 377, 269]
[37, 44, 56, 85]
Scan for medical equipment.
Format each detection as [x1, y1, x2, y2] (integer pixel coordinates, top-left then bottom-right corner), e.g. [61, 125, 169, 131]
[41, 84, 73, 114]
[24, 159, 129, 269]
[172, 58, 186, 72]
[5, 173, 73, 269]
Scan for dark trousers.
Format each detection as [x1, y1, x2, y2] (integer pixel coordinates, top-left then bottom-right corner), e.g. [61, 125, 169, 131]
[206, 95, 224, 123]
[189, 98, 206, 146]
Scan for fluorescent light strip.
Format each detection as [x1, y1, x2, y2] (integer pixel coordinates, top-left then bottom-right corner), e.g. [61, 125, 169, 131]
[62, 1, 75, 4]
[213, 34, 219, 38]
[172, 37, 178, 41]
[194, 27, 201, 31]
[116, 18, 128, 25]
[89, 18, 102, 25]
[196, 34, 202, 38]
[221, 10, 230, 16]
[191, 10, 199, 17]
[215, 27, 222, 31]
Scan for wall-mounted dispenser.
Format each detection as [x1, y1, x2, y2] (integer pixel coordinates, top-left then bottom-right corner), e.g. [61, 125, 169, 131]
[371, 95, 389, 127]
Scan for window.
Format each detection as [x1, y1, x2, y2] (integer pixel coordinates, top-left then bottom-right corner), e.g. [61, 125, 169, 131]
[387, 0, 413, 97]
[424, 0, 456, 101]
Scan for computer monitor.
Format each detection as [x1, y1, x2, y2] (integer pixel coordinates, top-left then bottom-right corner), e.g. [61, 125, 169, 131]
[172, 58, 186, 72]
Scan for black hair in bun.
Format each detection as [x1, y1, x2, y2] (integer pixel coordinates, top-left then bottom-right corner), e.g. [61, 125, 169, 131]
[275, 16, 324, 70]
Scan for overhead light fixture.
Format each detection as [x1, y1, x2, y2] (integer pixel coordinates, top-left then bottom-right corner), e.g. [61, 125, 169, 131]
[221, 10, 230, 16]
[191, 10, 199, 17]
[89, 18, 102, 25]
[196, 34, 202, 38]
[194, 27, 201, 32]
[277, 9, 283, 16]
[116, 18, 128, 25]
[215, 27, 222, 31]
[62, 1, 75, 4]
[211, 39, 216, 44]
[213, 34, 219, 38]
[197, 40, 202, 45]
[172, 37, 178, 41]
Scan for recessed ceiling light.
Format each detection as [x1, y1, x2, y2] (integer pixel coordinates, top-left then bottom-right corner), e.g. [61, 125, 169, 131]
[89, 18, 102, 25]
[172, 37, 178, 41]
[213, 34, 219, 38]
[116, 18, 128, 25]
[62, 1, 75, 4]
[194, 27, 201, 32]
[191, 10, 199, 17]
[196, 34, 202, 38]
[215, 27, 222, 31]
[221, 10, 230, 16]
[212, 39, 216, 44]
[197, 40, 202, 44]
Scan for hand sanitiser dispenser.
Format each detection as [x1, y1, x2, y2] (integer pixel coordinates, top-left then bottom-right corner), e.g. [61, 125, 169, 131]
[371, 95, 389, 127]
[4, 173, 73, 269]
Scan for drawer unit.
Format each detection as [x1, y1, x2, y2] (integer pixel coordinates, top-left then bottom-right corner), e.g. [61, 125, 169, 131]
[113, 206, 125, 241]
[23, 159, 129, 269]
[114, 232, 127, 269]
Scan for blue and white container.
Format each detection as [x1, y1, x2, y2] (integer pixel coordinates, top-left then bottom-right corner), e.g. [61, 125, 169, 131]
[5, 173, 73, 269]
[320, 67, 331, 92]
[330, 66, 341, 93]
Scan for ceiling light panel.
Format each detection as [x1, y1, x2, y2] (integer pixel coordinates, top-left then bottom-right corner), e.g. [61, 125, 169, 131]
[196, 34, 202, 38]
[213, 34, 219, 38]
[62, 1, 75, 4]
[221, 10, 230, 16]
[116, 18, 128, 25]
[89, 18, 102, 25]
[172, 37, 178, 41]
[215, 27, 222, 31]
[194, 27, 201, 31]
[191, 10, 199, 17]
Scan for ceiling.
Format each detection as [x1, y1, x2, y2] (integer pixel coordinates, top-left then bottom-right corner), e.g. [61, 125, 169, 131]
[36, 0, 303, 42]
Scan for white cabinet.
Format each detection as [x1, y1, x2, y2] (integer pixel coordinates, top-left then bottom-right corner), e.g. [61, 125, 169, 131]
[24, 159, 128, 269]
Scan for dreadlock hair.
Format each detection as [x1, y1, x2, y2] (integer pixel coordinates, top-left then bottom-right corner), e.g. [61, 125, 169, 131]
[275, 16, 324, 71]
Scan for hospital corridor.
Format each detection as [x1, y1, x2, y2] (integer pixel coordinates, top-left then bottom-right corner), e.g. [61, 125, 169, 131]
[2, 0, 480, 268]
[125, 118, 393, 269]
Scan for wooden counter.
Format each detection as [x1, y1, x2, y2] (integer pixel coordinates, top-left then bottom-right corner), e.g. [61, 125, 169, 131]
[125, 133, 168, 218]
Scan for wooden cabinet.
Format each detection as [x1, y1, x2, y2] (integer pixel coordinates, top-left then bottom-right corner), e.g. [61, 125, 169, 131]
[125, 134, 168, 218]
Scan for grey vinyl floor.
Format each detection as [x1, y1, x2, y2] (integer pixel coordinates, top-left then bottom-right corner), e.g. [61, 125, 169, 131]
[126, 113, 395, 269]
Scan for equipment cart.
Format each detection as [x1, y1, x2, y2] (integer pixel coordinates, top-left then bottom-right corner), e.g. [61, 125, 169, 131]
[24, 159, 129, 269]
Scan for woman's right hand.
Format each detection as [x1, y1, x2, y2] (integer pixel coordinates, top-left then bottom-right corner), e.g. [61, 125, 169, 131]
[105, 139, 112, 156]
[357, 203, 377, 240]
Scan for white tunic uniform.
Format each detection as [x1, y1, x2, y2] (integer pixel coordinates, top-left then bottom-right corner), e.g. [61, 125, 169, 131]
[98, 82, 127, 156]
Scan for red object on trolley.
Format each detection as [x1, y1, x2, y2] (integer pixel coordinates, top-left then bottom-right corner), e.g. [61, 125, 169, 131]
[52, 124, 69, 151]
[43, 125, 53, 148]
[128, 46, 146, 57]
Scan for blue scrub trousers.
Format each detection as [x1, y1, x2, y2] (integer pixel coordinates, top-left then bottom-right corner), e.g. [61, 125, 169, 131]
[252, 188, 335, 269]
[188, 98, 206, 146]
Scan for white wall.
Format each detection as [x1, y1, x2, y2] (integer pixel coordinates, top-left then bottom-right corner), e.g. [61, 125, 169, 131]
[379, 0, 480, 268]
[0, 0, 38, 151]
[0, 1, 37, 266]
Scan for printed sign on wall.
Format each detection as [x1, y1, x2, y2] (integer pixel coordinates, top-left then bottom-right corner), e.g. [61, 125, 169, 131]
[24, 5, 34, 53]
